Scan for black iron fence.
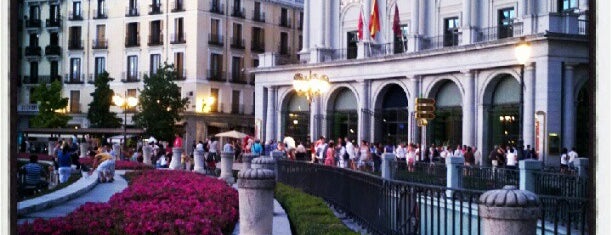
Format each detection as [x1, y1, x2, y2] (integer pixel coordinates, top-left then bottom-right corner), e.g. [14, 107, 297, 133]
[534, 171, 588, 198]
[460, 166, 520, 191]
[393, 161, 447, 186]
[539, 195, 589, 235]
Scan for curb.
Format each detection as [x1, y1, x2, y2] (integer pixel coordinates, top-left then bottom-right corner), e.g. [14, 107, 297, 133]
[17, 171, 99, 216]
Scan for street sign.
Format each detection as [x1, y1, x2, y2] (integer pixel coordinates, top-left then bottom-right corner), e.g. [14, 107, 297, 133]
[416, 113, 436, 119]
[415, 106, 436, 112]
[416, 98, 436, 105]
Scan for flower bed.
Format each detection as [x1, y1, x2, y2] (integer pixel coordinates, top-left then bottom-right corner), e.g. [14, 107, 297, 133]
[19, 170, 239, 234]
[78, 158, 154, 170]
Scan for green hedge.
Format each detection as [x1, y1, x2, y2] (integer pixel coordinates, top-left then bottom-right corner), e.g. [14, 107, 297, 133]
[275, 183, 358, 235]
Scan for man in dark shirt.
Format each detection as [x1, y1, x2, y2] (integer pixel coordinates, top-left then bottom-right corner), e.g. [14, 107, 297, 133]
[20, 154, 49, 190]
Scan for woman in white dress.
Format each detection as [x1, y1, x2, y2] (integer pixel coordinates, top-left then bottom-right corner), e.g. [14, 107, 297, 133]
[505, 146, 518, 169]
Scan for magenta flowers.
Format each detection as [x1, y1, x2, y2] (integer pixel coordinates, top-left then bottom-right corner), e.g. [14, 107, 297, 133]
[19, 170, 239, 234]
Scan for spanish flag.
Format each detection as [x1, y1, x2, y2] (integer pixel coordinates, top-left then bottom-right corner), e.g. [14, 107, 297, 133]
[369, 0, 381, 39]
[357, 5, 364, 40]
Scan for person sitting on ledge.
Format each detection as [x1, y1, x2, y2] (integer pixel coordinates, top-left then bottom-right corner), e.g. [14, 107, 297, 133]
[20, 154, 49, 192]
[89, 150, 115, 183]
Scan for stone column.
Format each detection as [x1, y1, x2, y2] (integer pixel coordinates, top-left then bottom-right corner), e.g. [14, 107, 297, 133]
[143, 145, 153, 165]
[300, 0, 310, 52]
[407, 0, 420, 52]
[79, 142, 89, 158]
[238, 168, 276, 235]
[563, 64, 576, 150]
[358, 80, 370, 143]
[265, 86, 276, 144]
[460, 0, 473, 45]
[381, 153, 396, 180]
[219, 151, 235, 184]
[324, 1, 332, 48]
[479, 185, 541, 235]
[193, 149, 206, 174]
[523, 63, 536, 148]
[317, 0, 325, 47]
[462, 70, 475, 146]
[363, 0, 372, 42]
[519, 159, 542, 193]
[169, 147, 182, 170]
[574, 158, 589, 179]
[408, 76, 420, 144]
[446, 156, 464, 197]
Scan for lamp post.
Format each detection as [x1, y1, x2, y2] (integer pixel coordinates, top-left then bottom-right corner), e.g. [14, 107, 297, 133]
[515, 38, 531, 158]
[293, 71, 330, 139]
[113, 91, 138, 151]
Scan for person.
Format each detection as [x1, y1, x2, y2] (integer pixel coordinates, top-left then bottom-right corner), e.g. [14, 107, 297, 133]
[439, 146, 450, 160]
[324, 140, 336, 166]
[358, 140, 372, 171]
[345, 138, 357, 170]
[454, 145, 463, 158]
[395, 143, 407, 166]
[70, 137, 81, 170]
[296, 142, 307, 160]
[568, 147, 578, 168]
[473, 146, 482, 166]
[209, 138, 219, 162]
[156, 153, 169, 168]
[505, 146, 518, 169]
[57, 143, 73, 184]
[464, 147, 475, 166]
[234, 140, 242, 162]
[223, 140, 234, 153]
[336, 140, 347, 168]
[89, 150, 116, 183]
[560, 148, 569, 173]
[406, 144, 417, 172]
[174, 133, 183, 149]
[20, 154, 49, 191]
[316, 138, 328, 164]
[251, 139, 263, 155]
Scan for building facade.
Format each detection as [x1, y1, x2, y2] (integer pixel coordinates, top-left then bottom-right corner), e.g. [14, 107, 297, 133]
[17, 0, 303, 148]
[254, 0, 590, 165]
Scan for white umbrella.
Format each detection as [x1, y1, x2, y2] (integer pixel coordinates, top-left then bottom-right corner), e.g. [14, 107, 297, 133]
[215, 130, 248, 139]
[147, 136, 157, 144]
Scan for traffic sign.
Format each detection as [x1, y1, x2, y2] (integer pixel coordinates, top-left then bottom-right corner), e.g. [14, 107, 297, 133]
[416, 113, 436, 119]
[416, 98, 436, 105]
[415, 106, 436, 112]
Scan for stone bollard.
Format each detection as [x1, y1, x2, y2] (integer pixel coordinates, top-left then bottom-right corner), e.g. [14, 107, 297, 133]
[142, 145, 153, 165]
[479, 185, 541, 235]
[519, 159, 542, 193]
[242, 153, 259, 171]
[381, 153, 396, 180]
[252, 157, 276, 173]
[238, 168, 276, 235]
[79, 142, 89, 158]
[573, 158, 589, 179]
[219, 151, 235, 184]
[169, 147, 183, 170]
[193, 149, 206, 174]
[446, 156, 464, 197]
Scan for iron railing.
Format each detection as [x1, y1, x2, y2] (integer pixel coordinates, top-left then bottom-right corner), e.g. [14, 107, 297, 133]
[252, 11, 265, 22]
[125, 35, 140, 47]
[393, 161, 447, 186]
[93, 8, 108, 19]
[68, 11, 83, 21]
[421, 33, 462, 50]
[461, 166, 520, 191]
[171, 33, 186, 44]
[231, 37, 245, 49]
[126, 7, 139, 17]
[148, 34, 164, 46]
[207, 70, 226, 81]
[209, 34, 223, 46]
[44, 45, 61, 56]
[68, 40, 83, 50]
[209, 2, 224, 14]
[251, 40, 265, 52]
[46, 17, 61, 28]
[231, 7, 245, 18]
[24, 18, 41, 29]
[149, 3, 162, 15]
[92, 39, 108, 49]
[476, 22, 524, 43]
[279, 16, 291, 28]
[24, 46, 41, 57]
[171, 0, 184, 12]
[533, 170, 588, 198]
[64, 74, 85, 84]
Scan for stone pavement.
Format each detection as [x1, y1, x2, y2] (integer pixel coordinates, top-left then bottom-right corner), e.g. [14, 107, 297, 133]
[18, 170, 128, 225]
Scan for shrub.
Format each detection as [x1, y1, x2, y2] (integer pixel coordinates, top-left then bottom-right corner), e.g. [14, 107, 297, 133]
[275, 183, 357, 235]
[78, 158, 154, 170]
[19, 170, 238, 234]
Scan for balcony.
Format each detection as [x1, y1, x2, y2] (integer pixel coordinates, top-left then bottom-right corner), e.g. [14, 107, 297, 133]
[125, 35, 140, 47]
[421, 33, 462, 50]
[68, 11, 83, 21]
[18, 104, 39, 113]
[68, 40, 84, 50]
[148, 34, 164, 46]
[93, 9, 108, 19]
[149, 3, 162, 15]
[24, 46, 42, 57]
[209, 2, 224, 15]
[231, 7, 245, 18]
[231, 37, 245, 49]
[252, 11, 265, 22]
[92, 39, 108, 49]
[22, 75, 59, 85]
[278, 44, 290, 55]
[251, 40, 265, 53]
[126, 7, 139, 17]
[24, 18, 41, 31]
[121, 72, 141, 83]
[229, 72, 247, 84]
[279, 16, 291, 28]
[44, 45, 61, 57]
[171, 0, 184, 12]
[207, 70, 226, 82]
[174, 69, 186, 80]
[45, 17, 61, 29]
[170, 33, 186, 44]
[64, 74, 85, 84]
[476, 22, 523, 43]
[208, 34, 223, 46]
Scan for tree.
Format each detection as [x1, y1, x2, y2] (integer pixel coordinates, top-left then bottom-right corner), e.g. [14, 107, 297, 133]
[87, 71, 122, 128]
[133, 63, 189, 142]
[31, 80, 70, 128]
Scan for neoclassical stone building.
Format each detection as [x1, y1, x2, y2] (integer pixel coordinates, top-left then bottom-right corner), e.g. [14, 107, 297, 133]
[254, 0, 590, 165]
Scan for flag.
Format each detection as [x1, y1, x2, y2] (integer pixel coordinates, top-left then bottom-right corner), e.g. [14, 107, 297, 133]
[369, 0, 380, 39]
[357, 5, 364, 40]
[393, 4, 401, 38]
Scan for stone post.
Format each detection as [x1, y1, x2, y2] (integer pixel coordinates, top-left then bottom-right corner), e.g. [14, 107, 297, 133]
[479, 185, 541, 235]
[446, 156, 464, 197]
[519, 159, 542, 193]
[219, 151, 235, 184]
[242, 153, 259, 171]
[79, 142, 89, 158]
[381, 153, 396, 180]
[193, 149, 206, 174]
[48, 141, 56, 156]
[169, 147, 183, 170]
[252, 157, 277, 180]
[238, 168, 276, 235]
[573, 158, 589, 179]
[142, 145, 153, 165]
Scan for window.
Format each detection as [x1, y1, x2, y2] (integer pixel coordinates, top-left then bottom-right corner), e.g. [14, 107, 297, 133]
[29, 88, 36, 104]
[150, 20, 162, 45]
[210, 88, 219, 112]
[281, 8, 288, 24]
[95, 57, 105, 78]
[174, 52, 184, 79]
[299, 12, 303, 29]
[174, 17, 184, 42]
[70, 58, 81, 81]
[127, 56, 138, 81]
[347, 31, 358, 59]
[97, 0, 106, 15]
[50, 32, 59, 46]
[231, 56, 243, 82]
[252, 59, 259, 67]
[150, 54, 161, 76]
[210, 53, 223, 80]
[559, 0, 578, 12]
[443, 17, 459, 46]
[72, 1, 82, 18]
[70, 90, 80, 113]
[251, 27, 264, 51]
[29, 5, 40, 20]
[232, 23, 243, 48]
[280, 32, 289, 54]
[29, 62, 38, 80]
[95, 25, 106, 48]
[393, 25, 408, 54]
[69, 26, 83, 49]
[126, 22, 139, 46]
[254, 2, 262, 21]
[50, 61, 59, 79]
[498, 8, 515, 39]
[49, 4, 59, 20]
[29, 33, 38, 47]
[232, 90, 240, 114]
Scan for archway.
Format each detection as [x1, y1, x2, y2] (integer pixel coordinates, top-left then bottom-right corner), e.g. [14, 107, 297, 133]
[486, 75, 521, 149]
[575, 84, 590, 157]
[327, 88, 358, 141]
[282, 92, 310, 144]
[428, 81, 462, 147]
[374, 84, 409, 144]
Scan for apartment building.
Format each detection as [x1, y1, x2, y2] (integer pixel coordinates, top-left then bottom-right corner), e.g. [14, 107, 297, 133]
[18, 0, 303, 146]
[254, 0, 590, 165]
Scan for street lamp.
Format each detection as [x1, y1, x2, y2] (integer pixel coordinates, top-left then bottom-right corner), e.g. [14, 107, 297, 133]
[293, 71, 330, 104]
[515, 38, 531, 157]
[113, 91, 138, 151]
